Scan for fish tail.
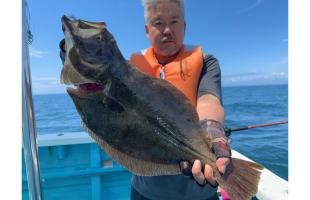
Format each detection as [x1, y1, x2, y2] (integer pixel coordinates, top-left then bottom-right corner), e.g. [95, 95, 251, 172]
[215, 158, 263, 200]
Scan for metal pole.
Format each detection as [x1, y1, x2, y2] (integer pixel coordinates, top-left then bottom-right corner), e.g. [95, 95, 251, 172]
[22, 0, 44, 199]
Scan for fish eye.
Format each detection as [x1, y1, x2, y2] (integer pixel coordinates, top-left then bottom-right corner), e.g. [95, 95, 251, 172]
[96, 35, 102, 41]
[78, 21, 93, 29]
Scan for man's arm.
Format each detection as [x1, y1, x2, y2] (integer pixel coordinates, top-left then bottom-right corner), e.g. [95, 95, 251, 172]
[196, 93, 224, 123]
[191, 93, 229, 186]
[180, 54, 231, 186]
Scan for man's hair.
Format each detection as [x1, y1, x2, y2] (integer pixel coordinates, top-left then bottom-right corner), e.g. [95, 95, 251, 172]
[141, 0, 185, 21]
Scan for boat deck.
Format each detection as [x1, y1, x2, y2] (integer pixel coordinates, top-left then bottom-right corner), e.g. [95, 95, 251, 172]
[22, 132, 287, 200]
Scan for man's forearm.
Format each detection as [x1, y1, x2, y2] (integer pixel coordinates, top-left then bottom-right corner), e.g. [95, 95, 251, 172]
[196, 93, 224, 124]
[180, 93, 229, 182]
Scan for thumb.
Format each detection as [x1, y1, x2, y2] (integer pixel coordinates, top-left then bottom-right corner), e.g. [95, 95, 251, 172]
[216, 157, 230, 174]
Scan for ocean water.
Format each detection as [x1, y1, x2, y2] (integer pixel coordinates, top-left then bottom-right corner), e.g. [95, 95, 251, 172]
[33, 84, 288, 180]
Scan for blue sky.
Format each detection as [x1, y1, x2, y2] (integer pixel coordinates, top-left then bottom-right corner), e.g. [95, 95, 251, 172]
[27, 0, 288, 94]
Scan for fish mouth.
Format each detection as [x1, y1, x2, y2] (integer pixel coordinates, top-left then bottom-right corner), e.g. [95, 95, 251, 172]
[67, 83, 104, 98]
[61, 15, 106, 40]
[61, 16, 111, 97]
[61, 16, 73, 35]
[60, 15, 103, 86]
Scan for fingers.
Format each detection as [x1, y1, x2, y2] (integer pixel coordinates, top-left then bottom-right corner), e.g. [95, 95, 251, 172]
[192, 160, 218, 187]
[179, 161, 193, 177]
[190, 159, 229, 187]
[216, 157, 230, 174]
[204, 164, 218, 187]
[192, 160, 206, 185]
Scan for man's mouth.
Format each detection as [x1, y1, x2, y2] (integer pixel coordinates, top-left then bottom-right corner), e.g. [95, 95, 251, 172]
[160, 36, 174, 43]
[162, 40, 174, 44]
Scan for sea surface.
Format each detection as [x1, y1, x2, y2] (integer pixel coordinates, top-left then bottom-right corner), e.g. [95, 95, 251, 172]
[33, 84, 288, 180]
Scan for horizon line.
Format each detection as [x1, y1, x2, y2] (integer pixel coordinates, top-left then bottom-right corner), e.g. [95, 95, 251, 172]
[32, 83, 288, 95]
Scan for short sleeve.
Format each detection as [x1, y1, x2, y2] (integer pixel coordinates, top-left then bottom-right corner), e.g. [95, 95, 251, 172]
[197, 54, 223, 104]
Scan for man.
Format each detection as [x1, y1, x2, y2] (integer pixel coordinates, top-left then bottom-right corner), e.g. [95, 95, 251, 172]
[129, 0, 231, 199]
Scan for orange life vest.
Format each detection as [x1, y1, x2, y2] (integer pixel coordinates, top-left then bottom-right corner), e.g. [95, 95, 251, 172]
[130, 45, 203, 106]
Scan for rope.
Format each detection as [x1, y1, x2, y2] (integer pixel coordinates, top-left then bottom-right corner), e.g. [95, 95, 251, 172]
[25, 1, 33, 44]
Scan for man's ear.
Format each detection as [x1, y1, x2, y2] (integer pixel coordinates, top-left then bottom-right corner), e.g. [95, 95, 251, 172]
[145, 24, 150, 39]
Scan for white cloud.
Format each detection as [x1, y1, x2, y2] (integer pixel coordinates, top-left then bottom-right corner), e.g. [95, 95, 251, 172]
[271, 72, 287, 77]
[31, 76, 66, 94]
[29, 47, 48, 58]
[268, 57, 288, 68]
[32, 77, 59, 82]
[237, 0, 264, 14]
[222, 71, 288, 87]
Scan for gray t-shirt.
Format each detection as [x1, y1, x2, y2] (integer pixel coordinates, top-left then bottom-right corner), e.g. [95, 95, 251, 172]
[132, 54, 223, 200]
[198, 54, 222, 103]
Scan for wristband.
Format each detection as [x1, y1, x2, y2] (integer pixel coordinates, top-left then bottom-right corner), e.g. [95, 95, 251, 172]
[200, 119, 231, 159]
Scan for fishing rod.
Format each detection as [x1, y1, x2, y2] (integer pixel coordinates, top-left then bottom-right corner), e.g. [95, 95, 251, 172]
[224, 121, 288, 137]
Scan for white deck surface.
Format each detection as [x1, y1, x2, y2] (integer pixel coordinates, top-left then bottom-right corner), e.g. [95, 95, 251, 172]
[232, 150, 288, 200]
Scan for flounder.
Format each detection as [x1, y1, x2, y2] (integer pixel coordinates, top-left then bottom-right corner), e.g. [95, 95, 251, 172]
[59, 15, 263, 200]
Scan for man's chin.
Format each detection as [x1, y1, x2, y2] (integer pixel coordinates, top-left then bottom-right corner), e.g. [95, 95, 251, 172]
[158, 47, 180, 57]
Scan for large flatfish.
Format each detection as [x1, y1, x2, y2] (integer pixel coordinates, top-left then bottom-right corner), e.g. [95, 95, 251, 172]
[59, 15, 262, 200]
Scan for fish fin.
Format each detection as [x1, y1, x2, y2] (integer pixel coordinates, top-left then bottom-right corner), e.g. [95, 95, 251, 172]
[215, 158, 263, 200]
[83, 123, 181, 176]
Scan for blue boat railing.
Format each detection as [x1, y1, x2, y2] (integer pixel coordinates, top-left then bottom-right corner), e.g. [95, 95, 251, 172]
[22, 134, 133, 200]
[22, 0, 44, 199]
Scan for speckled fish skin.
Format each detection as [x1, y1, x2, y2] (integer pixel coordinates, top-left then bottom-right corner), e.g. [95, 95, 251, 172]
[60, 16, 263, 200]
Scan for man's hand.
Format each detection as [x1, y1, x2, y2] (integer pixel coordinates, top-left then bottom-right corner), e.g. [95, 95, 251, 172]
[180, 119, 231, 186]
[192, 158, 230, 186]
[180, 158, 230, 186]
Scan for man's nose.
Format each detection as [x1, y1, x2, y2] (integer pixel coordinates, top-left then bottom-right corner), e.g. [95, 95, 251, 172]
[163, 25, 172, 35]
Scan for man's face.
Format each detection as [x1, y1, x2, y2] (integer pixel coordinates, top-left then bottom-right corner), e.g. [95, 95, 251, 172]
[145, 2, 186, 57]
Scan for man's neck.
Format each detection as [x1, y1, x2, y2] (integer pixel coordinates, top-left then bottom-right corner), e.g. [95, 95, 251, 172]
[154, 51, 180, 65]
